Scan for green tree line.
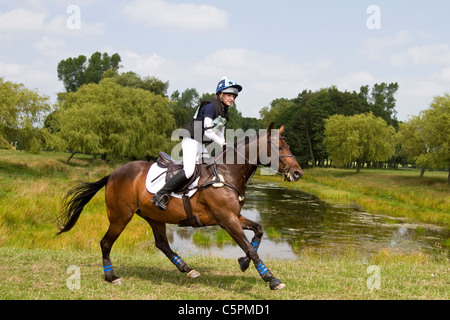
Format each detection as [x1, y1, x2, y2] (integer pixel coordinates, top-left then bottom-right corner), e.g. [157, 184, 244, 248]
[1, 51, 448, 182]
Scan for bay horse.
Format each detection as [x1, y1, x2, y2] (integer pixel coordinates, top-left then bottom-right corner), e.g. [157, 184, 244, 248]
[57, 123, 303, 290]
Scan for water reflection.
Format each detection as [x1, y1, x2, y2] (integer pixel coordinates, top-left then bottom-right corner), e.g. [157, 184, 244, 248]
[166, 184, 449, 259]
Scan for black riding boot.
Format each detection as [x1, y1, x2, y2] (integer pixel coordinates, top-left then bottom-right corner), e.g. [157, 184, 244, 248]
[151, 170, 189, 210]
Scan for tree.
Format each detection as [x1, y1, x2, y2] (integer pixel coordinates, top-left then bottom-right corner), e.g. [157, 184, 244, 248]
[366, 82, 399, 128]
[397, 94, 450, 182]
[48, 78, 176, 163]
[106, 71, 169, 97]
[397, 116, 428, 176]
[324, 112, 396, 173]
[260, 84, 398, 168]
[418, 95, 449, 182]
[259, 98, 294, 128]
[170, 88, 200, 128]
[0, 77, 50, 153]
[57, 52, 121, 92]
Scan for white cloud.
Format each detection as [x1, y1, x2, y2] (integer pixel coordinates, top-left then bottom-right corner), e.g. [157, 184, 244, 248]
[389, 43, 450, 67]
[403, 81, 445, 99]
[394, 79, 448, 121]
[337, 71, 375, 91]
[0, 59, 55, 93]
[192, 48, 332, 82]
[360, 30, 413, 61]
[0, 7, 105, 41]
[33, 36, 68, 59]
[120, 50, 180, 81]
[0, 8, 48, 40]
[431, 67, 450, 82]
[121, 0, 228, 31]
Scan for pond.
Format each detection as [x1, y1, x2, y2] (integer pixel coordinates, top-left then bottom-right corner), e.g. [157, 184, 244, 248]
[166, 183, 449, 260]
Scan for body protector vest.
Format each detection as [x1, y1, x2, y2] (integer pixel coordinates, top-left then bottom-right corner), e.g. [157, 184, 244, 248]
[182, 97, 228, 143]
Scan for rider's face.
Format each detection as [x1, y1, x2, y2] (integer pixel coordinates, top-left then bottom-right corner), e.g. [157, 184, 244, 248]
[219, 93, 237, 107]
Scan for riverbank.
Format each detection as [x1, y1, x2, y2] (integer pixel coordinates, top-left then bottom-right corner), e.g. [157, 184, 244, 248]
[254, 167, 449, 227]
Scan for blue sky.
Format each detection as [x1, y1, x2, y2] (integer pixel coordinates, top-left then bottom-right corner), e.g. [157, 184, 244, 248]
[1, 0, 449, 121]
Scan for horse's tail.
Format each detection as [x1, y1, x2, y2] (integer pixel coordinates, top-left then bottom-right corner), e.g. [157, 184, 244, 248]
[57, 175, 110, 235]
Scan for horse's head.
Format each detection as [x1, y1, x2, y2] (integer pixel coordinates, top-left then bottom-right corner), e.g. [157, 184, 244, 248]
[267, 123, 303, 181]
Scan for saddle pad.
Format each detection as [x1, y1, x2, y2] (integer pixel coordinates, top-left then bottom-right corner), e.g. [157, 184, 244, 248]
[145, 164, 200, 199]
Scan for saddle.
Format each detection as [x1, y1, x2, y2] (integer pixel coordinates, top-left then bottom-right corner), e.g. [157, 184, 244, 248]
[155, 152, 202, 228]
[153, 152, 245, 228]
[156, 152, 200, 194]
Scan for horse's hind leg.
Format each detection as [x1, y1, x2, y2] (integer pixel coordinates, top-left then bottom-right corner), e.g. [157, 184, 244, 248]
[237, 216, 263, 272]
[221, 216, 285, 290]
[100, 206, 133, 285]
[100, 222, 129, 284]
[144, 217, 200, 279]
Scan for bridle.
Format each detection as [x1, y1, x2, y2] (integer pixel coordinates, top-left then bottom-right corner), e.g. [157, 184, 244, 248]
[268, 136, 297, 181]
[214, 134, 297, 181]
[205, 133, 298, 201]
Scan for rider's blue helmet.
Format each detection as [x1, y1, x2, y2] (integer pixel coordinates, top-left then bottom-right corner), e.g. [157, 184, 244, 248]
[216, 77, 242, 96]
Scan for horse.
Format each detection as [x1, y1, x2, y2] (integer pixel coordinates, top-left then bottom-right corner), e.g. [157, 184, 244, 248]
[57, 123, 303, 290]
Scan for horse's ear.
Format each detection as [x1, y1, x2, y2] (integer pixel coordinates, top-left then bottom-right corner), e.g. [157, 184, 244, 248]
[268, 122, 274, 138]
[268, 122, 274, 131]
[279, 124, 285, 135]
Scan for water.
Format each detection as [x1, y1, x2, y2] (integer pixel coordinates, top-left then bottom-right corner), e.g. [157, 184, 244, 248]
[166, 183, 449, 259]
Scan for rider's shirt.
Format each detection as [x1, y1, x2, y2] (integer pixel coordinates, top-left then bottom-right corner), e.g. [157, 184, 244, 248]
[183, 97, 228, 144]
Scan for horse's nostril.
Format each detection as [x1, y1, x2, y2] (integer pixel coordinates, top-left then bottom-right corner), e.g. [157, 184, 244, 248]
[293, 170, 303, 179]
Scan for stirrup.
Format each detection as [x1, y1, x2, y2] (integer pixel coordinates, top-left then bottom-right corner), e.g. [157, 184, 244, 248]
[151, 193, 170, 210]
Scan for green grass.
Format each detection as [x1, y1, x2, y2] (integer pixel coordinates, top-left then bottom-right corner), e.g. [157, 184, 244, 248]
[256, 167, 449, 226]
[0, 247, 448, 300]
[0, 149, 449, 300]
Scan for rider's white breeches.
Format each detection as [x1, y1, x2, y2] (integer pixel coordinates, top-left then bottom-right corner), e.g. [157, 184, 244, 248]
[182, 137, 203, 179]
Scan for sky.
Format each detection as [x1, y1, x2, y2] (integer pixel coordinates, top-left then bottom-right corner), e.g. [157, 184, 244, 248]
[1, 0, 449, 121]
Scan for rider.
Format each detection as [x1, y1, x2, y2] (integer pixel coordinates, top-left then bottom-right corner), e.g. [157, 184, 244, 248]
[151, 76, 243, 210]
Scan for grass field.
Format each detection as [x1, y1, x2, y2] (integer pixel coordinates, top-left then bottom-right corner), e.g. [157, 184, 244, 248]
[0, 247, 447, 300]
[0, 150, 448, 300]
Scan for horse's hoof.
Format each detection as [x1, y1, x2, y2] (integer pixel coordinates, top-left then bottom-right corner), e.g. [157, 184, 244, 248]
[273, 282, 286, 290]
[269, 278, 285, 290]
[112, 278, 124, 286]
[187, 270, 201, 279]
[238, 257, 250, 272]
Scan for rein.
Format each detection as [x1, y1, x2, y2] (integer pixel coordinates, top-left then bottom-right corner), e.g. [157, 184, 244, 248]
[201, 134, 296, 199]
[228, 136, 297, 181]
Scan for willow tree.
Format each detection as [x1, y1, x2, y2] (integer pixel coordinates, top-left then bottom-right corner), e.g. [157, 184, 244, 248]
[418, 94, 450, 184]
[48, 78, 176, 163]
[397, 116, 428, 176]
[0, 77, 50, 152]
[397, 94, 450, 182]
[324, 112, 396, 173]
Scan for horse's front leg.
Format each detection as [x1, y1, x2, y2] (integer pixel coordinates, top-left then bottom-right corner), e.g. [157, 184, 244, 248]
[220, 216, 285, 290]
[237, 216, 263, 273]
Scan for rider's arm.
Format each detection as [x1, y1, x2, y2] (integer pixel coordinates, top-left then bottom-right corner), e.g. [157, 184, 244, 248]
[204, 117, 225, 146]
[202, 103, 226, 146]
